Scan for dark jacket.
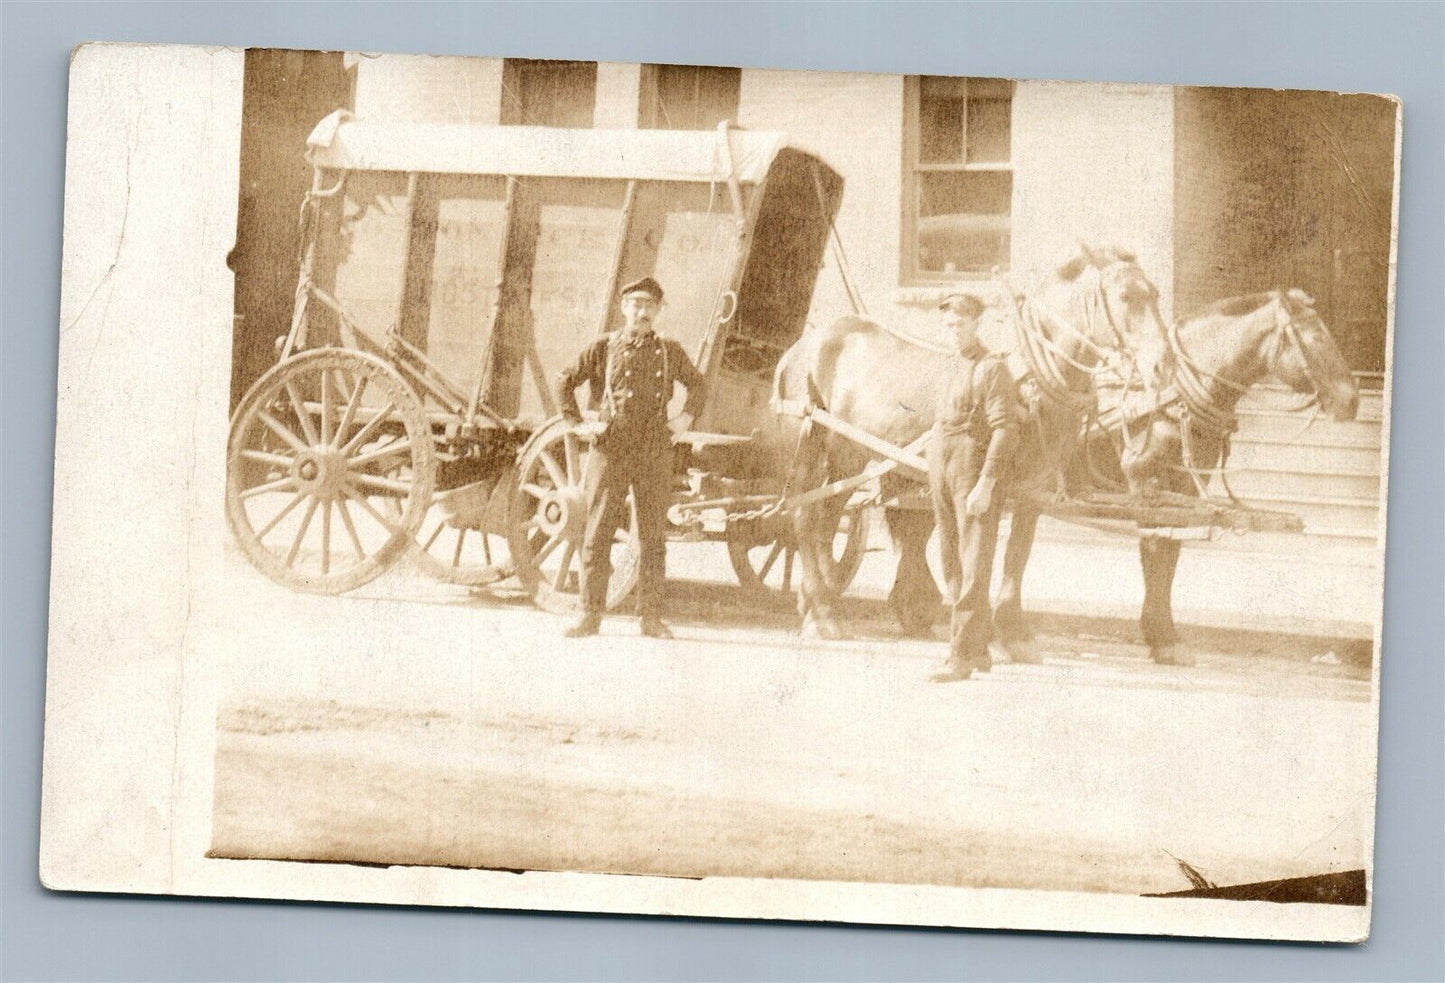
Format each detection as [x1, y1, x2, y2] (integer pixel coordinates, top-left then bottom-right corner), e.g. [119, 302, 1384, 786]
[935, 346, 1019, 480]
[557, 330, 706, 442]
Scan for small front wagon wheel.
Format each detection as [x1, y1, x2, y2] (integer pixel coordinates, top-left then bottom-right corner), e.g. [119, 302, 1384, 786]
[225, 348, 435, 594]
[506, 417, 640, 614]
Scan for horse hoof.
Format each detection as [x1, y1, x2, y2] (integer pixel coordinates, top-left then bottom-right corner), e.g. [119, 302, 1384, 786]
[1151, 644, 1196, 667]
[818, 621, 849, 642]
[930, 666, 974, 684]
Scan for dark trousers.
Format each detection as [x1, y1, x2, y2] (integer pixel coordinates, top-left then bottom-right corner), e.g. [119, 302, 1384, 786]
[580, 435, 671, 617]
[929, 432, 1004, 668]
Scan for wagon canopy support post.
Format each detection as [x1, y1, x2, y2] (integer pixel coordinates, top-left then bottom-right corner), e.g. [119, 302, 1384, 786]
[397, 172, 440, 352]
[594, 180, 639, 339]
[474, 175, 532, 420]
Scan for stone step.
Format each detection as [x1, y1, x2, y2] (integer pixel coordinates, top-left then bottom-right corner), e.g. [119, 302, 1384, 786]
[1215, 467, 1379, 502]
[1225, 436, 1383, 474]
[1232, 412, 1382, 445]
[1238, 386, 1385, 421]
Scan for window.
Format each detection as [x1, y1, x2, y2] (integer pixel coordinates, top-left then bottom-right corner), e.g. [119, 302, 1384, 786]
[903, 76, 1014, 279]
[639, 65, 741, 130]
[500, 59, 597, 127]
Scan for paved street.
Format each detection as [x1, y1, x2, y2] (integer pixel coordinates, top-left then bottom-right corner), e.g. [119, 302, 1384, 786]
[209, 541, 1374, 897]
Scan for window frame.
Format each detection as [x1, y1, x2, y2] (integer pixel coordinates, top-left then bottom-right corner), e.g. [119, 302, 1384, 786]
[900, 75, 1015, 284]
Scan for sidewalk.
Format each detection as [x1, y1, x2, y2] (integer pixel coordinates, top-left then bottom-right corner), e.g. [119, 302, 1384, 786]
[847, 515, 1380, 642]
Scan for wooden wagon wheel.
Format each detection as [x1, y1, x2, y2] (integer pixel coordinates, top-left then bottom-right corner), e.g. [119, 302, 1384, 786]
[225, 348, 435, 594]
[506, 417, 640, 614]
[384, 472, 517, 588]
[409, 475, 516, 586]
[728, 504, 871, 598]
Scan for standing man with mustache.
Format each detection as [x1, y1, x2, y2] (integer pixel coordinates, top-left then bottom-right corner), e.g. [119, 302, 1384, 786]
[556, 277, 706, 639]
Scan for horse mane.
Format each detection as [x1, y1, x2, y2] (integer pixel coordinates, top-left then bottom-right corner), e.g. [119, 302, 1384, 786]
[1054, 243, 1139, 281]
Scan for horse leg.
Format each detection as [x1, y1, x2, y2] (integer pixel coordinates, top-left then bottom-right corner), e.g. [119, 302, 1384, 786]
[1140, 533, 1192, 666]
[992, 507, 1043, 664]
[886, 505, 941, 637]
[791, 437, 848, 641]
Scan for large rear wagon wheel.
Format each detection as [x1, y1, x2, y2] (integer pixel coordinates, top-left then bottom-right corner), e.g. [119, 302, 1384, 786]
[728, 504, 870, 598]
[225, 348, 434, 594]
[506, 418, 640, 615]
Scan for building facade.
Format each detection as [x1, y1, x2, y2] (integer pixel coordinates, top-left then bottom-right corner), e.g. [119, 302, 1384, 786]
[231, 53, 1393, 626]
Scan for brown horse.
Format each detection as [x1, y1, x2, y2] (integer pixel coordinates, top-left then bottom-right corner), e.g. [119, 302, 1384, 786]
[1063, 288, 1359, 665]
[770, 244, 1173, 641]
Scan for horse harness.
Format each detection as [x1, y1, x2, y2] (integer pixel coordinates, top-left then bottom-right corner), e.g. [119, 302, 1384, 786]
[1099, 290, 1333, 498]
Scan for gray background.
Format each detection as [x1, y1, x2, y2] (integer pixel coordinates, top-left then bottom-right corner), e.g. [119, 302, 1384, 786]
[2, 1, 1440, 979]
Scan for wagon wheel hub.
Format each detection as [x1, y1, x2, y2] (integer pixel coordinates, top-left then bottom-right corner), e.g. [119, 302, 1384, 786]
[291, 449, 349, 501]
[534, 485, 588, 540]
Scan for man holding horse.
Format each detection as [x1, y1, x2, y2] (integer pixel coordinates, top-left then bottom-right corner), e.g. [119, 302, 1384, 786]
[557, 276, 706, 640]
[929, 294, 1021, 682]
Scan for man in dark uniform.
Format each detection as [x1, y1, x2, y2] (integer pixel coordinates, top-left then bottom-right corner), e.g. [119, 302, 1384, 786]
[929, 294, 1021, 681]
[557, 277, 706, 639]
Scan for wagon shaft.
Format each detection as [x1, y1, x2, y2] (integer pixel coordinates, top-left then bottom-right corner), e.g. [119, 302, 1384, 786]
[1021, 490, 1305, 533]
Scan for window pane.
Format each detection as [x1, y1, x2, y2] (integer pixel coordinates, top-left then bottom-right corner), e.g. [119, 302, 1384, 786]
[647, 65, 741, 130]
[331, 173, 409, 341]
[525, 179, 626, 418]
[502, 60, 597, 127]
[917, 170, 1012, 273]
[918, 90, 965, 164]
[425, 176, 509, 393]
[966, 96, 1012, 163]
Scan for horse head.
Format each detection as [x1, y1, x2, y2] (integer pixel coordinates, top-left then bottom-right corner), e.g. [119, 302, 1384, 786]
[1040, 243, 1174, 393]
[1264, 289, 1359, 421]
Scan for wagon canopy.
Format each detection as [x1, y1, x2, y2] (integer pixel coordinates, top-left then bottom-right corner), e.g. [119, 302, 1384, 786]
[301, 112, 844, 426]
[306, 112, 806, 186]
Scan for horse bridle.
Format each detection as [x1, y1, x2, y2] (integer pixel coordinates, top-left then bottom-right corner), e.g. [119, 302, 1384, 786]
[1011, 263, 1157, 413]
[1169, 289, 1332, 436]
[1162, 290, 1337, 501]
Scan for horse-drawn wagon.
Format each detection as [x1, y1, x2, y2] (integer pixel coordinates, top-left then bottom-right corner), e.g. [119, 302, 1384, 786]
[226, 113, 868, 607]
[227, 113, 1353, 650]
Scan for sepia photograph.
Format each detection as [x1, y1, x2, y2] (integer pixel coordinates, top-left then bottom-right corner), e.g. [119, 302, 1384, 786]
[41, 41, 1398, 941]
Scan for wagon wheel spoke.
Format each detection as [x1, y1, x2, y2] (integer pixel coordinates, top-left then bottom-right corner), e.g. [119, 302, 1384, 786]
[562, 432, 581, 482]
[335, 496, 367, 562]
[341, 484, 405, 535]
[757, 541, 784, 580]
[452, 528, 469, 568]
[253, 489, 306, 542]
[519, 482, 551, 501]
[782, 549, 795, 592]
[240, 449, 296, 468]
[319, 368, 333, 446]
[258, 411, 311, 455]
[340, 398, 399, 456]
[539, 450, 568, 489]
[421, 521, 446, 553]
[239, 475, 296, 501]
[533, 532, 564, 565]
[285, 496, 321, 568]
[552, 543, 576, 591]
[334, 369, 366, 448]
[348, 438, 414, 471]
[320, 500, 333, 574]
[284, 381, 320, 446]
